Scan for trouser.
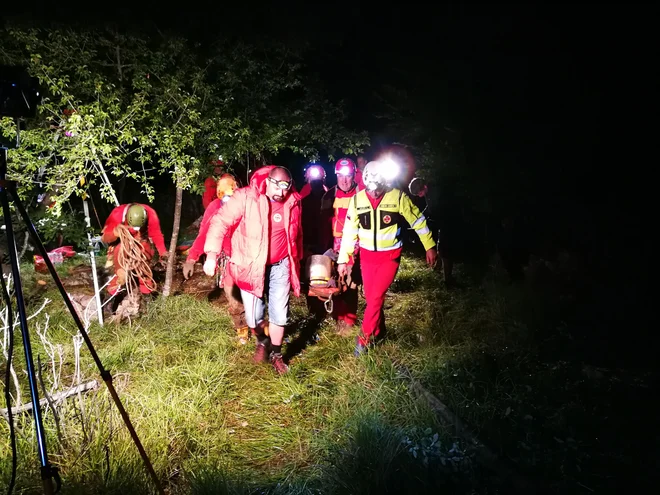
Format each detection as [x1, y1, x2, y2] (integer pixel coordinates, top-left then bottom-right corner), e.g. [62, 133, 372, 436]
[222, 270, 246, 330]
[107, 241, 155, 295]
[333, 285, 358, 325]
[359, 255, 400, 346]
[240, 258, 291, 328]
[332, 236, 359, 325]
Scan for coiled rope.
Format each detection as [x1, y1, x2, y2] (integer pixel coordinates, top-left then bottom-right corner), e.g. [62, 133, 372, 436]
[115, 224, 157, 294]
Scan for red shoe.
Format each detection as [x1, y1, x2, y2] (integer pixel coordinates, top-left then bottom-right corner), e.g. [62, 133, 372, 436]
[270, 353, 289, 375]
[253, 342, 269, 363]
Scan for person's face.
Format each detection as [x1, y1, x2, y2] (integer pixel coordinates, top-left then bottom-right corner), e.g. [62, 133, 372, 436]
[357, 157, 367, 170]
[266, 171, 292, 202]
[213, 166, 223, 176]
[337, 174, 355, 192]
[366, 184, 385, 199]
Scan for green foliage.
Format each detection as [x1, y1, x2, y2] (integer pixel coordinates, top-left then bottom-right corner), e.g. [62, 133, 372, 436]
[33, 208, 89, 249]
[0, 28, 368, 216]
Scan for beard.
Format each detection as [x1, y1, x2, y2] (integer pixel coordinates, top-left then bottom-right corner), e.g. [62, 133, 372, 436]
[272, 194, 284, 202]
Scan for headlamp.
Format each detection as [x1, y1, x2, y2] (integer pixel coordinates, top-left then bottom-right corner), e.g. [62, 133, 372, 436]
[309, 166, 321, 179]
[380, 158, 400, 182]
[338, 166, 352, 176]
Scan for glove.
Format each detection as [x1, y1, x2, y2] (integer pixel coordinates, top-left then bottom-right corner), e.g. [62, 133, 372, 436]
[203, 253, 218, 276]
[116, 268, 126, 286]
[182, 261, 195, 280]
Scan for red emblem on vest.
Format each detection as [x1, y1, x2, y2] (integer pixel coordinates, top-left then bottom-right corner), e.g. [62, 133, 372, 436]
[383, 214, 392, 225]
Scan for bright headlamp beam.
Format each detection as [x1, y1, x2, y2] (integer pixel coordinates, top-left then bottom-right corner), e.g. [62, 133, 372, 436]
[380, 158, 400, 181]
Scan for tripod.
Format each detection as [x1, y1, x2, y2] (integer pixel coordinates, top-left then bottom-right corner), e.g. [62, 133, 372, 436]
[1, 147, 163, 494]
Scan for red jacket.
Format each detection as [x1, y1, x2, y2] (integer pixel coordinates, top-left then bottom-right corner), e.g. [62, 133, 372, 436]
[203, 166, 303, 298]
[202, 176, 217, 209]
[101, 204, 167, 256]
[185, 198, 233, 263]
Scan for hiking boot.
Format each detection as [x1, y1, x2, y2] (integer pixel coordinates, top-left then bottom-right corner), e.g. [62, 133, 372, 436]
[336, 320, 355, 337]
[270, 352, 289, 375]
[253, 342, 269, 363]
[354, 336, 368, 357]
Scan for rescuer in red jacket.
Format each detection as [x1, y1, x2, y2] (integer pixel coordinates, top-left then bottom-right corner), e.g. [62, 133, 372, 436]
[182, 174, 248, 340]
[202, 160, 225, 209]
[101, 203, 167, 296]
[319, 158, 363, 335]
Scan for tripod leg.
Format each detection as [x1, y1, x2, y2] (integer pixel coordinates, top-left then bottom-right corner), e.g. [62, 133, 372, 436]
[9, 190, 164, 494]
[0, 185, 56, 495]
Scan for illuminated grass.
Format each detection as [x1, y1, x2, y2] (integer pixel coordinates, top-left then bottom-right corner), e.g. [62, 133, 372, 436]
[1, 255, 649, 493]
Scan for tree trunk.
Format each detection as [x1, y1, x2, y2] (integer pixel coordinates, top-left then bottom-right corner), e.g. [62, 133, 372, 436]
[162, 186, 183, 297]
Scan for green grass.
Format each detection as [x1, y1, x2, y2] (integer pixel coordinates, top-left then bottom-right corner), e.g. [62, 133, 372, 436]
[1, 255, 653, 493]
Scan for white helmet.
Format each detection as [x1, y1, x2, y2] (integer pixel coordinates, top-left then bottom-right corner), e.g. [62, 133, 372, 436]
[363, 161, 386, 192]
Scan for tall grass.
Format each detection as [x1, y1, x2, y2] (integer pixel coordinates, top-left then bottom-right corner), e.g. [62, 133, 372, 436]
[2, 255, 651, 493]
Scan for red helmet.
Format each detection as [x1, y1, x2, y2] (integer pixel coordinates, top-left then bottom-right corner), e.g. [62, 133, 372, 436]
[334, 158, 356, 176]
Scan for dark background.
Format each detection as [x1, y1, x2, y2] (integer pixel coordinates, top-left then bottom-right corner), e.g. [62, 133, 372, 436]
[2, 3, 653, 342]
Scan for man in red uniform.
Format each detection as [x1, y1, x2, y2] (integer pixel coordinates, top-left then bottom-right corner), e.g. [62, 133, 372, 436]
[101, 203, 167, 296]
[203, 166, 303, 375]
[338, 161, 437, 356]
[182, 174, 248, 339]
[202, 160, 224, 209]
[320, 158, 363, 334]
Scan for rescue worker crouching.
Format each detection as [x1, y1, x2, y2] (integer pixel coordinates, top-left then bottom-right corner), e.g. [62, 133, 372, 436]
[100, 203, 168, 311]
[182, 174, 249, 342]
[337, 161, 437, 356]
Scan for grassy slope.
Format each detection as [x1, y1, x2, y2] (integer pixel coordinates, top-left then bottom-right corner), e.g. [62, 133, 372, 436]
[1, 256, 655, 494]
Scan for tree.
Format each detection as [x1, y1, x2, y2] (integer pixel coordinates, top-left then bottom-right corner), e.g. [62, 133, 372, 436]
[1, 27, 369, 299]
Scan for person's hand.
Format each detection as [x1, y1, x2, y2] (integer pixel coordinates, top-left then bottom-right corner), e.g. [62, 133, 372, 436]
[337, 263, 348, 280]
[182, 261, 195, 280]
[156, 253, 169, 270]
[341, 263, 353, 289]
[116, 268, 126, 286]
[426, 248, 438, 268]
[203, 253, 218, 276]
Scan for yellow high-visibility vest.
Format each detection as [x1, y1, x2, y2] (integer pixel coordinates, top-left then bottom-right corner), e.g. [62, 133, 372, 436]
[337, 188, 436, 263]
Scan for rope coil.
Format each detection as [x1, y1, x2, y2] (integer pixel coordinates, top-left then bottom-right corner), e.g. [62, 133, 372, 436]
[115, 225, 157, 294]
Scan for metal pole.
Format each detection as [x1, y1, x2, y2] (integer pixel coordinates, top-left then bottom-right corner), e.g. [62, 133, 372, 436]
[10, 175, 163, 495]
[83, 199, 103, 326]
[1, 147, 56, 494]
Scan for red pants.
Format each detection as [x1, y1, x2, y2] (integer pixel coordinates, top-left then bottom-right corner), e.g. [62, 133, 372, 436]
[359, 250, 400, 346]
[333, 237, 359, 325]
[334, 285, 358, 325]
[108, 241, 154, 295]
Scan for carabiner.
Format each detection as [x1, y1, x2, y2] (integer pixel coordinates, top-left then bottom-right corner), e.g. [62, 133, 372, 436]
[324, 294, 334, 314]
